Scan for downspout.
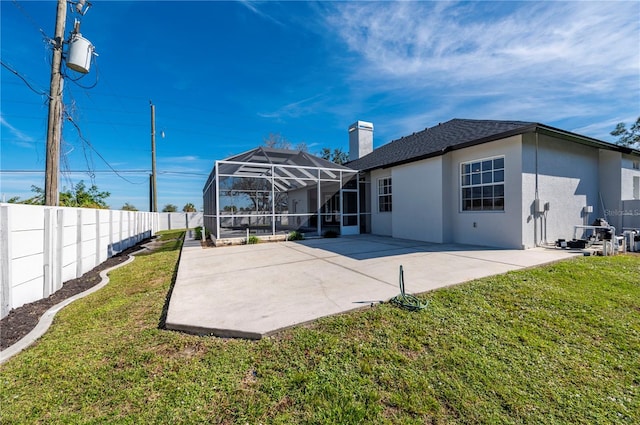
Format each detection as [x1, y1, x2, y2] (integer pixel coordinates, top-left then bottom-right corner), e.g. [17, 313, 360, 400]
[533, 132, 539, 247]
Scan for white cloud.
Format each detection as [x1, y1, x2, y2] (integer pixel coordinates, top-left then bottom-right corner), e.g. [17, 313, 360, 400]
[326, 1, 639, 88]
[321, 1, 640, 135]
[162, 155, 201, 162]
[0, 115, 36, 148]
[237, 0, 285, 27]
[258, 94, 329, 121]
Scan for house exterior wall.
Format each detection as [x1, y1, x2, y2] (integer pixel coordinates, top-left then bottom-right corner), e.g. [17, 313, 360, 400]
[621, 155, 640, 230]
[362, 128, 639, 249]
[391, 157, 444, 242]
[448, 136, 524, 249]
[621, 154, 640, 201]
[370, 168, 392, 236]
[521, 133, 600, 248]
[599, 149, 623, 231]
[441, 153, 454, 243]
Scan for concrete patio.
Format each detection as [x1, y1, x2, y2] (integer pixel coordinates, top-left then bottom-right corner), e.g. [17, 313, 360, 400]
[165, 235, 579, 339]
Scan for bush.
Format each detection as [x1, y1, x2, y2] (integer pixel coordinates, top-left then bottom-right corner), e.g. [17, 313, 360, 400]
[288, 230, 304, 241]
[323, 230, 339, 238]
[193, 226, 210, 240]
[247, 235, 260, 245]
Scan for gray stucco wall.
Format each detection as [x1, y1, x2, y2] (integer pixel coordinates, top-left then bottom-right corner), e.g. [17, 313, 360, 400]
[358, 133, 639, 249]
[448, 136, 524, 249]
[369, 168, 393, 236]
[599, 149, 623, 231]
[392, 157, 444, 243]
[521, 133, 600, 247]
[621, 154, 640, 201]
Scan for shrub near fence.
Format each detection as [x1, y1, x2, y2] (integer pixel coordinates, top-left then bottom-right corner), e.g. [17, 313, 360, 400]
[0, 204, 159, 319]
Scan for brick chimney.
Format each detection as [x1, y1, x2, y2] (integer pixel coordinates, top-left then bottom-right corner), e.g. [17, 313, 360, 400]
[348, 121, 373, 161]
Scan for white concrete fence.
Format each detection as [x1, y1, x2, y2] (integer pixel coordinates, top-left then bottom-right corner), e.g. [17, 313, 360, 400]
[158, 212, 203, 231]
[0, 204, 205, 319]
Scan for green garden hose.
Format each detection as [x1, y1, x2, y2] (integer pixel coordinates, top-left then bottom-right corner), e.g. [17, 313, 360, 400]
[390, 265, 429, 311]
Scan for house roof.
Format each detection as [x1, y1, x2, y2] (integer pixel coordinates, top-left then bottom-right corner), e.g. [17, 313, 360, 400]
[346, 118, 639, 171]
[203, 146, 355, 194]
[222, 146, 352, 171]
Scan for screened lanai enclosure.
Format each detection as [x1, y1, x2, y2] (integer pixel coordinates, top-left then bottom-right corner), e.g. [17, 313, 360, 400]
[203, 147, 369, 242]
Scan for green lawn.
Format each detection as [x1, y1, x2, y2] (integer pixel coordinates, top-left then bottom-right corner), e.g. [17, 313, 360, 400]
[1, 230, 638, 424]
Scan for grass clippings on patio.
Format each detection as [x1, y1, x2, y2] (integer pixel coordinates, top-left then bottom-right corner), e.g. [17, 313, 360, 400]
[1, 230, 638, 424]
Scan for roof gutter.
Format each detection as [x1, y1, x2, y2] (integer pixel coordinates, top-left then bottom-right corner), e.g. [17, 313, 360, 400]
[534, 124, 640, 155]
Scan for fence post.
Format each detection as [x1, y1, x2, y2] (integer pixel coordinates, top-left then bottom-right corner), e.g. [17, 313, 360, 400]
[43, 208, 53, 297]
[128, 211, 134, 248]
[95, 209, 101, 266]
[55, 209, 63, 291]
[119, 210, 123, 253]
[108, 209, 113, 257]
[0, 205, 13, 319]
[76, 209, 83, 278]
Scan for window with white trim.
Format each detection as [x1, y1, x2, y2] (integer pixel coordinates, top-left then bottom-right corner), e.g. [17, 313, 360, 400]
[634, 176, 640, 200]
[461, 157, 505, 211]
[633, 160, 639, 170]
[378, 177, 392, 212]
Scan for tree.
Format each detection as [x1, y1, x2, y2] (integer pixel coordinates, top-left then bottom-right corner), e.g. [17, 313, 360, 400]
[182, 203, 196, 212]
[7, 181, 109, 209]
[121, 203, 138, 211]
[611, 117, 640, 148]
[320, 147, 349, 165]
[7, 185, 44, 205]
[263, 133, 307, 151]
[59, 181, 110, 209]
[162, 204, 178, 212]
[263, 133, 291, 149]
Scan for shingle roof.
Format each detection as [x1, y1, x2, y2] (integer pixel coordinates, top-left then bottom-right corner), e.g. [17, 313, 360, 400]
[347, 119, 537, 171]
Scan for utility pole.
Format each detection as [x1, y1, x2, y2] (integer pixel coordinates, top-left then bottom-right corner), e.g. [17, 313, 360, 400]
[150, 101, 158, 212]
[44, 0, 67, 206]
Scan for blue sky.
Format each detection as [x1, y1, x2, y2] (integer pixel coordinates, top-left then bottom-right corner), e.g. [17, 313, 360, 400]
[2, 0, 639, 210]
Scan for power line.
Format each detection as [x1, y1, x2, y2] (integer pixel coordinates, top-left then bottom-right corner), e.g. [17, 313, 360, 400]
[65, 88, 96, 183]
[1, 170, 208, 176]
[64, 56, 100, 89]
[11, 0, 51, 40]
[63, 112, 146, 185]
[158, 171, 209, 176]
[0, 60, 50, 99]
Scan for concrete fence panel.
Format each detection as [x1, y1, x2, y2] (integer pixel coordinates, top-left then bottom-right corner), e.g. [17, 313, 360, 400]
[0, 204, 159, 319]
[157, 212, 203, 231]
[3, 205, 46, 311]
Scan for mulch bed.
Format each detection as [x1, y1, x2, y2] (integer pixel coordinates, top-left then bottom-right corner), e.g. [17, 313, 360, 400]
[0, 240, 151, 350]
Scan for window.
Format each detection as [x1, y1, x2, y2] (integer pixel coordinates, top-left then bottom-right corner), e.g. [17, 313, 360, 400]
[634, 176, 640, 200]
[378, 177, 392, 212]
[461, 156, 504, 211]
[633, 160, 639, 170]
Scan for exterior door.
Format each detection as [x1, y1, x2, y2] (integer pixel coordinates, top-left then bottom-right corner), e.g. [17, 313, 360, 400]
[341, 190, 359, 235]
